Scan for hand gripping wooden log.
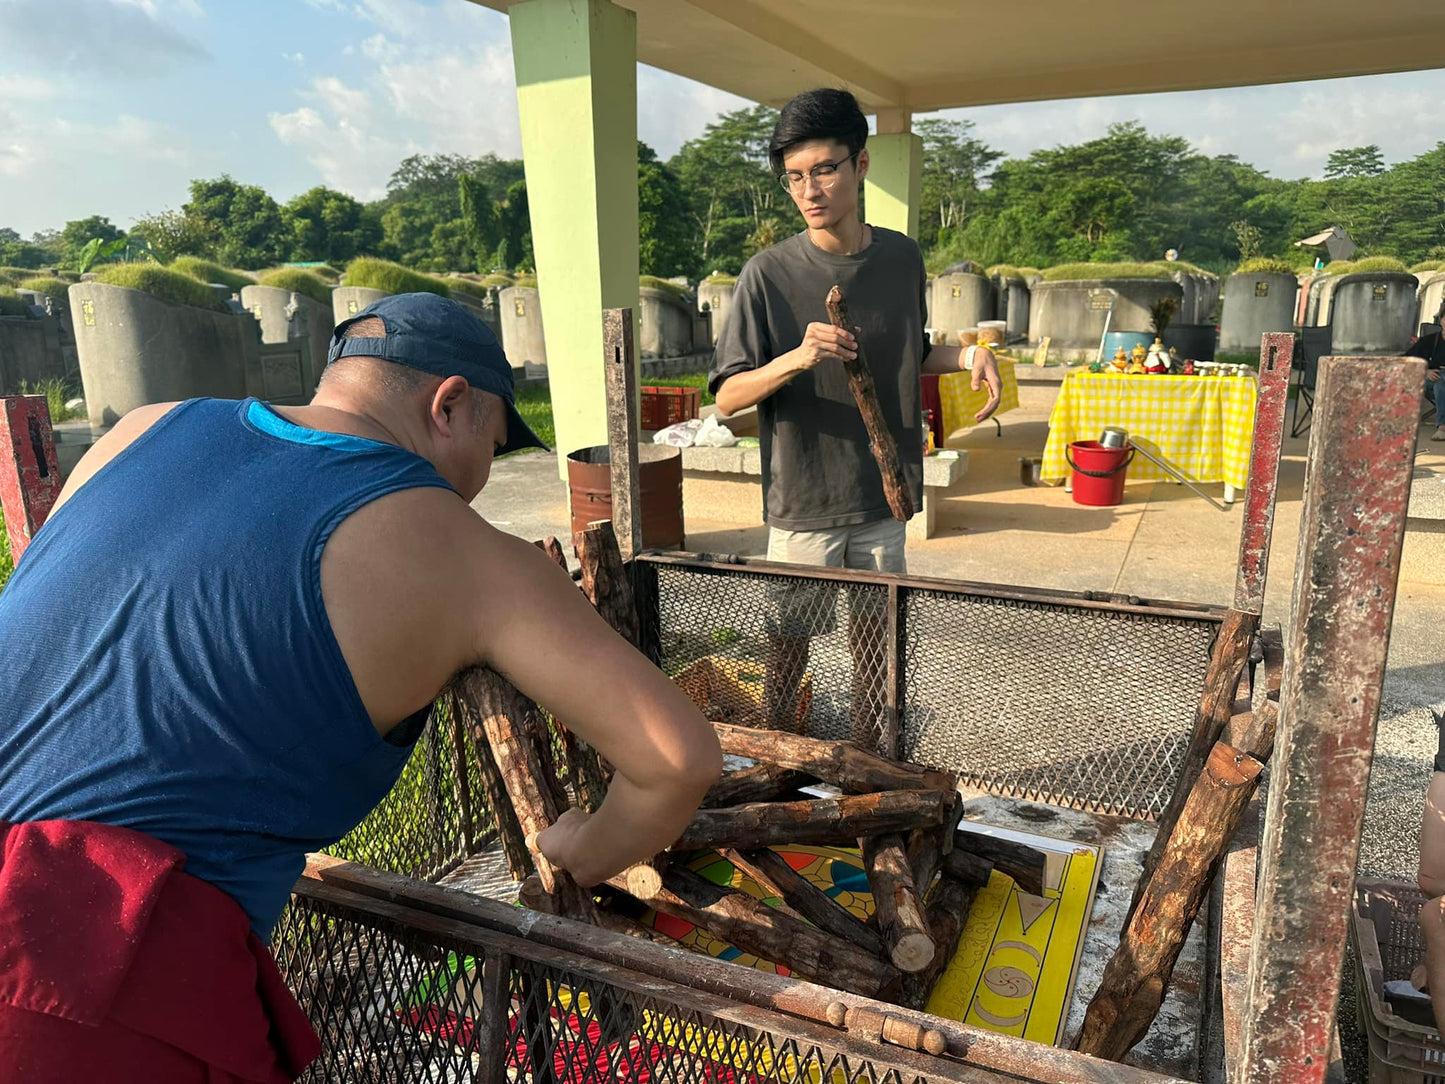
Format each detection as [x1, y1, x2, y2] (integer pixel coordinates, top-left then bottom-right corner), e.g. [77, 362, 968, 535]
[606, 864, 900, 997]
[673, 788, 951, 852]
[1075, 737, 1270, 1061]
[710, 722, 956, 794]
[455, 666, 598, 921]
[861, 833, 935, 973]
[722, 846, 884, 956]
[824, 285, 914, 523]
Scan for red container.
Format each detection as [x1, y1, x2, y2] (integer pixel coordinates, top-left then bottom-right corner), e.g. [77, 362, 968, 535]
[1065, 441, 1134, 506]
[640, 385, 701, 431]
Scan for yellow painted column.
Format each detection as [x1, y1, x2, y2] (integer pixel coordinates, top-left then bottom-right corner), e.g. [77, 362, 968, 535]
[510, 0, 639, 475]
[865, 130, 924, 240]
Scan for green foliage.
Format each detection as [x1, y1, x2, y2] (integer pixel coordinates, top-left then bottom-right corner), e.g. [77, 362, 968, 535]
[78, 236, 129, 273]
[19, 377, 78, 422]
[282, 187, 381, 264]
[0, 287, 28, 316]
[987, 264, 1031, 281]
[257, 268, 332, 306]
[129, 208, 208, 265]
[640, 275, 689, 299]
[1040, 261, 1181, 281]
[1342, 256, 1409, 274]
[479, 273, 514, 288]
[512, 273, 537, 289]
[703, 272, 737, 285]
[673, 105, 785, 276]
[444, 277, 491, 300]
[343, 257, 451, 298]
[17, 277, 70, 300]
[170, 256, 255, 291]
[63, 216, 125, 270]
[1325, 145, 1385, 179]
[1149, 295, 1179, 335]
[916, 118, 1002, 253]
[184, 176, 286, 268]
[0, 507, 12, 594]
[0, 267, 35, 286]
[1412, 260, 1445, 274]
[94, 264, 229, 311]
[309, 264, 342, 283]
[638, 142, 696, 278]
[1234, 257, 1295, 275]
[510, 382, 555, 451]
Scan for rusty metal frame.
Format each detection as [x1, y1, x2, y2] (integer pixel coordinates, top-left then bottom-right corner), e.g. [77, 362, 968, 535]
[1233, 333, 1293, 616]
[1236, 355, 1424, 1083]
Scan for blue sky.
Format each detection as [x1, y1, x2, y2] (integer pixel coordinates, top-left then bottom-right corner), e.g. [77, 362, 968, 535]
[2, 0, 1443, 238]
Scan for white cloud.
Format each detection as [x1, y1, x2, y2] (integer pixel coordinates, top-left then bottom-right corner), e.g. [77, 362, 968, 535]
[1, 0, 209, 77]
[360, 33, 400, 61]
[282, 51, 305, 64]
[637, 65, 753, 158]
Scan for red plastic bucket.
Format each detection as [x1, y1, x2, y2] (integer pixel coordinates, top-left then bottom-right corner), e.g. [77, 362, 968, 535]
[1065, 441, 1133, 506]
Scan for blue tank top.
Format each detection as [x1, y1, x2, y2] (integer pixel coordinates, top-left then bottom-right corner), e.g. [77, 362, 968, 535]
[0, 398, 456, 937]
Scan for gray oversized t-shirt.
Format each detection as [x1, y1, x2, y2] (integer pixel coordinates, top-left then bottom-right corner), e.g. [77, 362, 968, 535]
[708, 226, 929, 531]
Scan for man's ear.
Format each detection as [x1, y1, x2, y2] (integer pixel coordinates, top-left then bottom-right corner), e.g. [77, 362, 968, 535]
[855, 148, 869, 182]
[430, 376, 471, 436]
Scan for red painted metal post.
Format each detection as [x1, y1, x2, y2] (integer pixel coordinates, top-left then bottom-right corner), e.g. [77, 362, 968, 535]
[1238, 356, 1424, 1084]
[0, 395, 63, 563]
[1232, 332, 1293, 615]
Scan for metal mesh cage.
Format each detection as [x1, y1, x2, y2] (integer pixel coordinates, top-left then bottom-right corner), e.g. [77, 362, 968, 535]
[324, 707, 496, 882]
[641, 557, 1220, 820]
[275, 884, 940, 1084]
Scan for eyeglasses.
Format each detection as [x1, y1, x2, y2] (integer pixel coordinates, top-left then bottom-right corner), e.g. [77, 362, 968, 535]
[778, 152, 858, 195]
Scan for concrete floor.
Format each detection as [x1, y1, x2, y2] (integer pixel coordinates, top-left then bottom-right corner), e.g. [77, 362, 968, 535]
[476, 382, 1445, 1081]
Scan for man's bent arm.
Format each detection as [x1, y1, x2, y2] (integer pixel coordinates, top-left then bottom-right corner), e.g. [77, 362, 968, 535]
[922, 344, 1003, 423]
[714, 351, 806, 416]
[467, 525, 722, 885]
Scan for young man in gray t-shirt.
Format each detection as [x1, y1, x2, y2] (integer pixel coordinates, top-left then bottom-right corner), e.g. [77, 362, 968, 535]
[708, 88, 1001, 743]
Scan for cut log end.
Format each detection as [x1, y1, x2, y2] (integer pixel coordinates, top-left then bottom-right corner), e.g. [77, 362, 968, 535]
[892, 931, 937, 974]
[624, 862, 665, 899]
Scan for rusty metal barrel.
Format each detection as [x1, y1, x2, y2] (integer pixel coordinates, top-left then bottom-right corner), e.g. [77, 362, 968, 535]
[566, 444, 684, 550]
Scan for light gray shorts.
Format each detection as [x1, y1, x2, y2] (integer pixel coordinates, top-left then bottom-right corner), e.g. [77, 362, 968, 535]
[765, 518, 906, 638]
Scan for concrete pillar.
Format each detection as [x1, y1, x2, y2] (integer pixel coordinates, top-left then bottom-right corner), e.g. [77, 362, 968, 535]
[865, 127, 923, 240]
[510, 0, 639, 475]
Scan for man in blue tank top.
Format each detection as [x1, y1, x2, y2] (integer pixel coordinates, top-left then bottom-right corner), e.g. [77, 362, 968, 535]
[0, 293, 723, 1081]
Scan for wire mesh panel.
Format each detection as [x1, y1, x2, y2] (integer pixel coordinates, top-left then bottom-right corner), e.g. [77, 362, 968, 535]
[275, 884, 947, 1084]
[651, 562, 892, 751]
[325, 708, 494, 881]
[641, 557, 1221, 821]
[902, 590, 1218, 819]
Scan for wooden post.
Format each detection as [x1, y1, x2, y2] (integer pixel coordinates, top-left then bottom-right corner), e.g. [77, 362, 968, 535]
[455, 667, 597, 921]
[884, 582, 906, 760]
[901, 875, 977, 1011]
[1076, 741, 1266, 1060]
[445, 692, 478, 856]
[0, 395, 63, 562]
[1130, 606, 1257, 920]
[703, 762, 811, 807]
[824, 287, 913, 522]
[722, 846, 884, 956]
[1233, 332, 1293, 615]
[578, 520, 639, 647]
[861, 833, 935, 973]
[606, 864, 900, 997]
[602, 307, 641, 559]
[453, 688, 534, 881]
[953, 831, 1048, 896]
[1239, 355, 1422, 1084]
[480, 951, 512, 1084]
[710, 722, 957, 794]
[673, 789, 951, 851]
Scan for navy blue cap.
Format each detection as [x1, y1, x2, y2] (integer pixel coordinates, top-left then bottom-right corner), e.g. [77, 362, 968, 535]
[327, 292, 547, 457]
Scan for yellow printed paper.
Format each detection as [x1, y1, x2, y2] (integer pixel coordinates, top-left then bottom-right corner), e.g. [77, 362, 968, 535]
[926, 844, 1100, 1046]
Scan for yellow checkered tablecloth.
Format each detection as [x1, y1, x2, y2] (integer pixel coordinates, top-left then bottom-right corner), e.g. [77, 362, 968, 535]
[938, 357, 1021, 435]
[1040, 371, 1258, 488]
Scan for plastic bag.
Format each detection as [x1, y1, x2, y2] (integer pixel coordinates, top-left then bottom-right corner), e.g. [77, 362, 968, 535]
[653, 418, 703, 447]
[692, 415, 738, 447]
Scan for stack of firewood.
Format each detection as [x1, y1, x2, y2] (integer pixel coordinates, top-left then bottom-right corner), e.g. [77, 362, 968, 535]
[449, 520, 1047, 1013]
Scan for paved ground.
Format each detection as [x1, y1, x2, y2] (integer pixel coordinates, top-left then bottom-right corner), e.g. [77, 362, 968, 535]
[475, 381, 1445, 1080]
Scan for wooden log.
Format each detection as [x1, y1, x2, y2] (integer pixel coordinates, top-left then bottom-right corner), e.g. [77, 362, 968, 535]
[606, 864, 900, 998]
[444, 692, 479, 856]
[451, 688, 533, 882]
[722, 847, 884, 956]
[901, 874, 978, 1011]
[1075, 740, 1265, 1061]
[861, 833, 935, 973]
[455, 666, 597, 921]
[578, 519, 639, 647]
[711, 721, 957, 795]
[1130, 606, 1258, 921]
[305, 854, 1196, 1084]
[602, 307, 643, 560]
[673, 789, 951, 852]
[533, 534, 569, 570]
[954, 830, 1048, 896]
[939, 847, 996, 889]
[703, 762, 812, 807]
[519, 874, 681, 948]
[479, 951, 511, 1084]
[620, 855, 668, 899]
[824, 285, 914, 523]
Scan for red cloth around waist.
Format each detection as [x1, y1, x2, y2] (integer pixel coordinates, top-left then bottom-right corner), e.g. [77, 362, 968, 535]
[0, 820, 319, 1082]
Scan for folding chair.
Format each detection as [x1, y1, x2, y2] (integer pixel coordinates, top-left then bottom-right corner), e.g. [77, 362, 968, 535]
[1290, 325, 1331, 438]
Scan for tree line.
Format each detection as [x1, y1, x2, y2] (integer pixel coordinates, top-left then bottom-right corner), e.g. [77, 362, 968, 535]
[4, 111, 1442, 279]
